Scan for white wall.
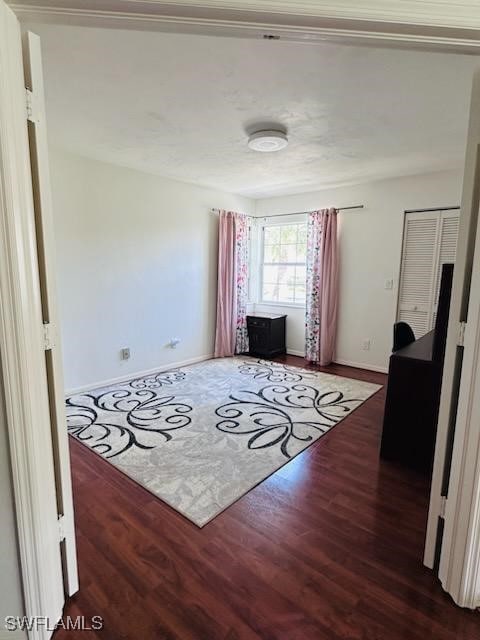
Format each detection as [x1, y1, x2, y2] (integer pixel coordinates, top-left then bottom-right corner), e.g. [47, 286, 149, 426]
[52, 152, 463, 383]
[50, 150, 253, 391]
[0, 356, 25, 628]
[254, 169, 463, 372]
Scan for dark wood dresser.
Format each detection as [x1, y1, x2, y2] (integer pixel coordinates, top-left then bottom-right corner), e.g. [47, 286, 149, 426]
[247, 313, 286, 358]
[380, 330, 443, 473]
[380, 263, 454, 474]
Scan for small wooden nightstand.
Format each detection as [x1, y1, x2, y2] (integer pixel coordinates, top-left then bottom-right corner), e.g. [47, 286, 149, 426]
[247, 313, 286, 358]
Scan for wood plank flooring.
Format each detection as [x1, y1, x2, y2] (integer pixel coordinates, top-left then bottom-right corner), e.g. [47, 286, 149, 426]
[55, 357, 480, 639]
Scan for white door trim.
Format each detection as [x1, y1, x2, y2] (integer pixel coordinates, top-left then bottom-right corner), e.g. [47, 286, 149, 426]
[23, 28, 79, 597]
[0, 2, 64, 638]
[8, 0, 480, 29]
[424, 71, 480, 584]
[437, 198, 480, 608]
[8, 0, 480, 51]
[2, 0, 480, 620]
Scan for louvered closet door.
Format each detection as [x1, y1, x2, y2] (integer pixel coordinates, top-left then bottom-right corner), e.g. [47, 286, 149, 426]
[397, 212, 440, 337]
[397, 210, 459, 338]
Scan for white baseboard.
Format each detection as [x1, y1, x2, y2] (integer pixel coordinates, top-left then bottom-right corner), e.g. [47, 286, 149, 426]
[286, 349, 305, 357]
[333, 358, 388, 374]
[66, 352, 386, 396]
[65, 354, 214, 395]
[285, 351, 387, 374]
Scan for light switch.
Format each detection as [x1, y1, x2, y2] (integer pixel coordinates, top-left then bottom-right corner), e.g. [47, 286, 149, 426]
[384, 279, 394, 290]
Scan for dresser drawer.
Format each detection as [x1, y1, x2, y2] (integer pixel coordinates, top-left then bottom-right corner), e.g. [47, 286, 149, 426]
[247, 317, 269, 329]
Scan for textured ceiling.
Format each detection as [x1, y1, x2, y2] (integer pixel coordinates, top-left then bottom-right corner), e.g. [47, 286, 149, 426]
[29, 23, 479, 197]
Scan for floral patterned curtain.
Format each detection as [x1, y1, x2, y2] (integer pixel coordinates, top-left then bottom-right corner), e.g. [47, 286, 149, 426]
[214, 210, 250, 357]
[305, 208, 339, 365]
[234, 213, 250, 354]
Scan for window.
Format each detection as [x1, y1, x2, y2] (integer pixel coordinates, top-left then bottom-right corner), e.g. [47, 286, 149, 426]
[261, 222, 307, 305]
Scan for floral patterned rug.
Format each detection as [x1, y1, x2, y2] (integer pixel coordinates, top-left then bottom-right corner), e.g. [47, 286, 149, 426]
[65, 357, 381, 527]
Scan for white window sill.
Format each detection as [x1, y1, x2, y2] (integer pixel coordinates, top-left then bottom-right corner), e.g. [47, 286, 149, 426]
[254, 301, 306, 310]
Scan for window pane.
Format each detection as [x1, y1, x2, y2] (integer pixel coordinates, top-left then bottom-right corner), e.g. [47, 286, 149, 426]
[294, 285, 306, 304]
[262, 284, 278, 302]
[264, 226, 281, 245]
[261, 222, 307, 305]
[283, 244, 297, 262]
[264, 244, 290, 263]
[277, 265, 296, 286]
[278, 284, 295, 303]
[263, 265, 279, 284]
[297, 224, 307, 244]
[263, 245, 276, 263]
[280, 225, 298, 244]
[296, 242, 306, 261]
[295, 265, 306, 284]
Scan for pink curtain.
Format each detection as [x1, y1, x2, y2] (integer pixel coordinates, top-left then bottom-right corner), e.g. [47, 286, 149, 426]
[305, 208, 339, 365]
[214, 211, 249, 357]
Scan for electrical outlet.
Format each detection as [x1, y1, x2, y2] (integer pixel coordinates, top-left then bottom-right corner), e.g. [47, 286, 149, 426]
[384, 279, 394, 290]
[362, 339, 371, 351]
[120, 347, 130, 360]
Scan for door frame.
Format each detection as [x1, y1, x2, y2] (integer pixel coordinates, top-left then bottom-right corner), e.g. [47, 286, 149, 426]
[427, 70, 480, 607]
[439, 204, 480, 607]
[0, 2, 65, 638]
[2, 1, 480, 631]
[23, 29, 79, 597]
[8, 0, 480, 52]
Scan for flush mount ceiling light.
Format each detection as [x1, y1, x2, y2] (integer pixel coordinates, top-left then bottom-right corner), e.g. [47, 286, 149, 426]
[247, 129, 288, 152]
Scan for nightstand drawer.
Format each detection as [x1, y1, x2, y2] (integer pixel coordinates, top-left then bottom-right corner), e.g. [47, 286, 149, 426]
[247, 317, 269, 329]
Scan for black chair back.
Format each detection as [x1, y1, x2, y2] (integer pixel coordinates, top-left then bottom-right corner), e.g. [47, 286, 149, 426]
[393, 322, 415, 352]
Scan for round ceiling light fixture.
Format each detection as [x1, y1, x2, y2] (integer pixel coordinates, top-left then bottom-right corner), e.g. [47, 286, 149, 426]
[247, 129, 288, 152]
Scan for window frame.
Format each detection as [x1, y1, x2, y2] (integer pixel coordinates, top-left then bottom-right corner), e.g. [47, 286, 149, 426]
[259, 219, 307, 308]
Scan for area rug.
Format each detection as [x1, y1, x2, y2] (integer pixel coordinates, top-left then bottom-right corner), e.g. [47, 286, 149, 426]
[65, 357, 381, 526]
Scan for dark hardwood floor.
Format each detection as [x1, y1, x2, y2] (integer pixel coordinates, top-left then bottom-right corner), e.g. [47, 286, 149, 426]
[56, 356, 480, 639]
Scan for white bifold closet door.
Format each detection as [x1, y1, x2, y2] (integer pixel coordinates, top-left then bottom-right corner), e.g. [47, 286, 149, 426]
[397, 209, 460, 338]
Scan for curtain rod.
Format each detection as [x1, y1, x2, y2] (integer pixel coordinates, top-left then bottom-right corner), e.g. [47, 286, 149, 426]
[211, 205, 364, 217]
[259, 205, 364, 218]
